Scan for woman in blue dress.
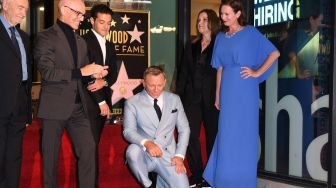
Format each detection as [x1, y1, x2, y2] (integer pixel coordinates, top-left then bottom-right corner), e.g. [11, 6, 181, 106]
[202, 0, 280, 187]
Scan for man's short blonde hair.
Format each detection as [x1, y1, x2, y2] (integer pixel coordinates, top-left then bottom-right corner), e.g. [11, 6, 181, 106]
[143, 66, 165, 79]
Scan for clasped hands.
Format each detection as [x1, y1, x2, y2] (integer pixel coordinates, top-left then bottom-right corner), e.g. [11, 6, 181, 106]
[144, 140, 186, 174]
[82, 63, 109, 92]
[80, 63, 109, 78]
[81, 63, 111, 117]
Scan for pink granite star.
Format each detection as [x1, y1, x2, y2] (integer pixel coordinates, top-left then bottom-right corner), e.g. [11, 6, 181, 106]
[110, 62, 142, 105]
[127, 24, 144, 43]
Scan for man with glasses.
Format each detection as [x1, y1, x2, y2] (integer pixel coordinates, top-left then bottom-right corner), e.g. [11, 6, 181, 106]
[34, 0, 108, 187]
[0, 0, 31, 187]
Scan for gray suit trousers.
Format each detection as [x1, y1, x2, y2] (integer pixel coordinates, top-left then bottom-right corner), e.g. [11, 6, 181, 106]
[41, 104, 96, 188]
[126, 144, 189, 188]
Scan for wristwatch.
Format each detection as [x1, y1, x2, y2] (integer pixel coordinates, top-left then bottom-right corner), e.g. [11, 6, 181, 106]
[104, 80, 108, 87]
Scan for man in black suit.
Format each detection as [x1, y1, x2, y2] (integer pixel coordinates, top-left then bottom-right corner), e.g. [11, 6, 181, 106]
[82, 3, 117, 144]
[82, 4, 117, 187]
[34, 0, 108, 187]
[0, 0, 32, 187]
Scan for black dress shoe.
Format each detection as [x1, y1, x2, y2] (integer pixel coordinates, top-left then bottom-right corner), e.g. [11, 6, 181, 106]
[189, 177, 202, 187]
[146, 183, 155, 188]
[200, 179, 211, 188]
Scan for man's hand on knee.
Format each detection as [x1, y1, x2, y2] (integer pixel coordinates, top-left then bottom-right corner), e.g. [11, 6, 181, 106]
[144, 140, 163, 158]
[171, 156, 186, 174]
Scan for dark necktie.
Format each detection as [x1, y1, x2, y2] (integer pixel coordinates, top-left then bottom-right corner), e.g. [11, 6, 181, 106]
[9, 27, 21, 59]
[154, 99, 162, 121]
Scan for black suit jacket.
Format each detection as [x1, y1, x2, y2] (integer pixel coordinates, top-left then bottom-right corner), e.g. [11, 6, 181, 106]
[0, 22, 32, 123]
[176, 39, 217, 108]
[34, 24, 98, 120]
[82, 30, 118, 109]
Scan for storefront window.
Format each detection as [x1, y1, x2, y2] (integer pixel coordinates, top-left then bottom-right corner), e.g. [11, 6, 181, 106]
[257, 0, 333, 184]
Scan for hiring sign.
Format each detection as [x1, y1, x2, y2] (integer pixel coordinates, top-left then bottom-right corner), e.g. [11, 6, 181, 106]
[254, 0, 294, 26]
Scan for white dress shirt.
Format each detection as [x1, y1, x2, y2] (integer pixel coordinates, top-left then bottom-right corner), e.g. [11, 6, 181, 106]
[91, 29, 106, 65]
[91, 29, 108, 106]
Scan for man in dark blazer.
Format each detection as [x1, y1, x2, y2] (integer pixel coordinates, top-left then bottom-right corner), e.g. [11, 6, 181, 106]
[82, 3, 117, 145]
[0, 0, 32, 187]
[82, 4, 117, 187]
[34, 0, 108, 187]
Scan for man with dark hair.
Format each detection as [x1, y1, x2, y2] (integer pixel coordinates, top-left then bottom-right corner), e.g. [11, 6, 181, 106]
[83, 3, 117, 145]
[34, 0, 108, 187]
[123, 66, 190, 188]
[82, 4, 117, 187]
[0, 0, 32, 187]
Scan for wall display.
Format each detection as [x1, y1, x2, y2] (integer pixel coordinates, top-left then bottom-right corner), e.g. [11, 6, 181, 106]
[79, 10, 150, 123]
[257, 0, 333, 183]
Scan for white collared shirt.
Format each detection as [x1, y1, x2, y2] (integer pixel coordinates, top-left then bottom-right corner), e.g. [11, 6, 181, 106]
[146, 92, 163, 111]
[91, 29, 106, 65]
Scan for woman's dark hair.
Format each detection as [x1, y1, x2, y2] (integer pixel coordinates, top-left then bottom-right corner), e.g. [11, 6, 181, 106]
[195, 9, 220, 40]
[90, 4, 113, 19]
[219, 0, 247, 31]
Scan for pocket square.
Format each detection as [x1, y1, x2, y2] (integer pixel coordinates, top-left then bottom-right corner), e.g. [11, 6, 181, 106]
[171, 109, 178, 113]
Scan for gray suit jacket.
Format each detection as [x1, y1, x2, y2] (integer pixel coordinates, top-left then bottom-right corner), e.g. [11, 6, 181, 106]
[123, 90, 190, 164]
[34, 24, 98, 120]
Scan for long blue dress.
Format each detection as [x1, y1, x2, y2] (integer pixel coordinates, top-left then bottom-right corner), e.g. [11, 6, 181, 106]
[203, 25, 277, 188]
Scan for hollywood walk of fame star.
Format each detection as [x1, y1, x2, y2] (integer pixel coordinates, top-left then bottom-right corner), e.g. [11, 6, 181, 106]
[111, 19, 116, 27]
[127, 24, 145, 43]
[121, 14, 130, 24]
[110, 62, 142, 105]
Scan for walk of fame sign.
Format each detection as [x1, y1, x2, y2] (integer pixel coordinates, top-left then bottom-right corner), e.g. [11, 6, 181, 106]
[79, 10, 149, 121]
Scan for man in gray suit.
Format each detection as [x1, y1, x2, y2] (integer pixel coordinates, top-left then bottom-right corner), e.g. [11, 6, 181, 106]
[123, 66, 190, 188]
[34, 0, 108, 187]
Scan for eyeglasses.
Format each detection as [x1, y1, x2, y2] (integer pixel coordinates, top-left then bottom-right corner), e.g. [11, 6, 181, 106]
[64, 6, 84, 18]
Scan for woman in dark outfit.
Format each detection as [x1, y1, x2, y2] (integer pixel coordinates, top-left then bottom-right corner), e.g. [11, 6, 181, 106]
[176, 9, 220, 188]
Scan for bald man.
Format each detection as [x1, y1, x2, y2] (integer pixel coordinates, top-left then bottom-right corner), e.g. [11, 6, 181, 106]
[34, 0, 108, 187]
[0, 0, 32, 187]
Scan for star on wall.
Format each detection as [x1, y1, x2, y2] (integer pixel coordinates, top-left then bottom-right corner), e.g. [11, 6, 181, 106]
[110, 62, 142, 105]
[121, 14, 130, 24]
[127, 25, 145, 43]
[111, 19, 116, 27]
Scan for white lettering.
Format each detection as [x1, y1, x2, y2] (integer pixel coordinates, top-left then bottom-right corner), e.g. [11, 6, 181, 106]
[254, 0, 294, 26]
[306, 133, 328, 181]
[254, 7, 262, 26]
[265, 5, 273, 25]
[306, 95, 329, 181]
[265, 65, 303, 177]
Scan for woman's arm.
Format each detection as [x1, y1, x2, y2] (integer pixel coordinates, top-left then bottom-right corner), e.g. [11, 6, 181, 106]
[215, 67, 223, 110]
[240, 50, 280, 79]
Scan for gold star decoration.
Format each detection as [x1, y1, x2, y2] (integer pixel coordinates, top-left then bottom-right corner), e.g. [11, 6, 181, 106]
[111, 19, 116, 27]
[121, 14, 130, 24]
